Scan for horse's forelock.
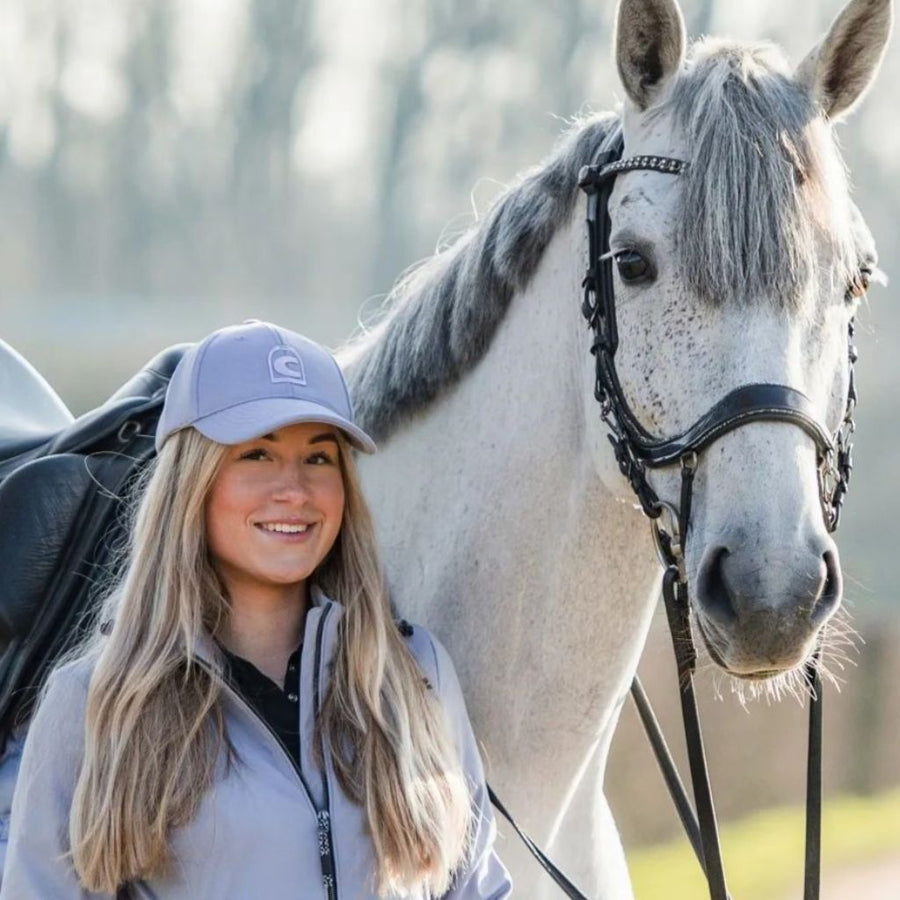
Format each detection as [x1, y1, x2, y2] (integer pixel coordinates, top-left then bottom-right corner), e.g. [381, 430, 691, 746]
[664, 38, 858, 309]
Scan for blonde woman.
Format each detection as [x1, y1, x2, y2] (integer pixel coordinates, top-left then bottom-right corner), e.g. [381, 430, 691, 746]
[1, 321, 511, 899]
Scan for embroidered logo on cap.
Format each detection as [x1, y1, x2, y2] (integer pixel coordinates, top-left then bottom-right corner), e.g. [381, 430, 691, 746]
[268, 346, 306, 385]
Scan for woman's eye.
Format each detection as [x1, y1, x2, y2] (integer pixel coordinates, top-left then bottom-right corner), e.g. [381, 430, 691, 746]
[846, 268, 870, 303]
[239, 448, 270, 461]
[307, 451, 336, 466]
[614, 250, 652, 283]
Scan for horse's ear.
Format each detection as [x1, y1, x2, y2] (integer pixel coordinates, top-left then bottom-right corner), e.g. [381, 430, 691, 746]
[615, 0, 686, 112]
[795, 0, 893, 121]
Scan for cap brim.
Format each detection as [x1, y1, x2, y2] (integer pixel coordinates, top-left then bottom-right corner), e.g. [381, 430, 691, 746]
[191, 398, 377, 453]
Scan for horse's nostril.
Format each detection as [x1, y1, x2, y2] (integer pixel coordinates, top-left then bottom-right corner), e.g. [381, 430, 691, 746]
[811, 548, 842, 626]
[696, 546, 738, 627]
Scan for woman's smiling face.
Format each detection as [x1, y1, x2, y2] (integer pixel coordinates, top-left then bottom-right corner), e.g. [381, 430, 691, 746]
[204, 422, 345, 603]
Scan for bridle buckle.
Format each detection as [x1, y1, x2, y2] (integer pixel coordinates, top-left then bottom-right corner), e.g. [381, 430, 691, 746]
[651, 500, 686, 579]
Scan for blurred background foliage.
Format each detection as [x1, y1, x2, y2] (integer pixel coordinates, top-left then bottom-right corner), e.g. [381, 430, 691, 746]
[1, 0, 897, 864]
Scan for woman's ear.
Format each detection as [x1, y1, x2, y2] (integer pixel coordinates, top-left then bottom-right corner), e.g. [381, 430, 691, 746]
[615, 0, 687, 112]
[795, 0, 893, 120]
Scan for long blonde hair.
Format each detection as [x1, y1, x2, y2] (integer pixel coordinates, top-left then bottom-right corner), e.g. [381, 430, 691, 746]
[69, 428, 471, 896]
[315, 434, 471, 895]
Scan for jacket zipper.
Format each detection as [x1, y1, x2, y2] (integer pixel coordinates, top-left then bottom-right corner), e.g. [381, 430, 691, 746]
[209, 603, 340, 900]
[223, 690, 337, 899]
[312, 605, 339, 900]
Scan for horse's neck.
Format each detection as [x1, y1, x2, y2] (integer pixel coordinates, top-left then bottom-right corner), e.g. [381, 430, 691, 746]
[358, 212, 659, 792]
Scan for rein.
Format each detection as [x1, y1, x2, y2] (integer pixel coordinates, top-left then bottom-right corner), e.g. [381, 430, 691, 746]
[490, 138, 859, 899]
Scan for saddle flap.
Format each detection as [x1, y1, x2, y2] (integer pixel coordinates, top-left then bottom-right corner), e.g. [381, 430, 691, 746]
[0, 454, 96, 642]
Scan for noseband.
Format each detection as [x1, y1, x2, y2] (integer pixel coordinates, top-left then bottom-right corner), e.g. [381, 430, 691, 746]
[576, 138, 858, 900]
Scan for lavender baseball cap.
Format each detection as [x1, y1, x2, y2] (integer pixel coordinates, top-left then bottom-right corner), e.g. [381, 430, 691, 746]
[155, 321, 376, 453]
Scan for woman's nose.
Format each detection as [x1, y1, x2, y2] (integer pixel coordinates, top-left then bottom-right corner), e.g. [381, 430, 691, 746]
[270, 465, 312, 500]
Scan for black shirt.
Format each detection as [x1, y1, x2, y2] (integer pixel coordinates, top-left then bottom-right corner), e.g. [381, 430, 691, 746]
[222, 643, 303, 771]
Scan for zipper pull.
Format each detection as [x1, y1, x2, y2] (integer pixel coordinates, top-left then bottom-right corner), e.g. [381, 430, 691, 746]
[317, 810, 336, 899]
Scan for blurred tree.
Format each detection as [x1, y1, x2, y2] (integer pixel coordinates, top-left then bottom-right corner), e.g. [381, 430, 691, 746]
[229, 0, 318, 295]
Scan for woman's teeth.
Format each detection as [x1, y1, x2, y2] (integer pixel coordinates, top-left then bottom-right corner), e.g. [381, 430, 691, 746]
[259, 523, 311, 534]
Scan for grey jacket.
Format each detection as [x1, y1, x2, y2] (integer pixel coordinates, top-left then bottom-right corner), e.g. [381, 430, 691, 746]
[0, 591, 512, 899]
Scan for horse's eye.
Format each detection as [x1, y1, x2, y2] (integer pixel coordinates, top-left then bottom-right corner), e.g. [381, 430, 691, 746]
[614, 250, 652, 283]
[846, 268, 871, 302]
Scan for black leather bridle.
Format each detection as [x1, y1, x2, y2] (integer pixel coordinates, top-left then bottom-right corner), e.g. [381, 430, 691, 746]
[578, 139, 856, 534]
[579, 134, 861, 900]
[490, 137, 863, 900]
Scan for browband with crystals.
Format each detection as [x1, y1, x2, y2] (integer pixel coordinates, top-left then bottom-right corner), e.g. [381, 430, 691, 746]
[578, 154, 688, 190]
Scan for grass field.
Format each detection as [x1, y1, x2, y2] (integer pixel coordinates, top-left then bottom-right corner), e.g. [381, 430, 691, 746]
[627, 788, 900, 900]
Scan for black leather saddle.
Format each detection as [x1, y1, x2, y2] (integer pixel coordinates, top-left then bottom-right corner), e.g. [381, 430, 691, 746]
[0, 343, 188, 741]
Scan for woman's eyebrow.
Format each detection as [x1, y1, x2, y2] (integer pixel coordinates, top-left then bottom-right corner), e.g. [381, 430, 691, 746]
[256, 432, 337, 444]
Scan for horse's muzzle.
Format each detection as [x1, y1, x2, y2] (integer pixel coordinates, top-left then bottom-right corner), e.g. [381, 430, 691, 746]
[692, 539, 842, 676]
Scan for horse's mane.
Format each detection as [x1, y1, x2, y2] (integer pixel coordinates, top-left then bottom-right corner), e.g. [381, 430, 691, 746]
[342, 41, 864, 445]
[340, 112, 622, 443]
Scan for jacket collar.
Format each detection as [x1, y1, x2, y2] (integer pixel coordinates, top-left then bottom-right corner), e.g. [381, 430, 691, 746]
[191, 584, 340, 668]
